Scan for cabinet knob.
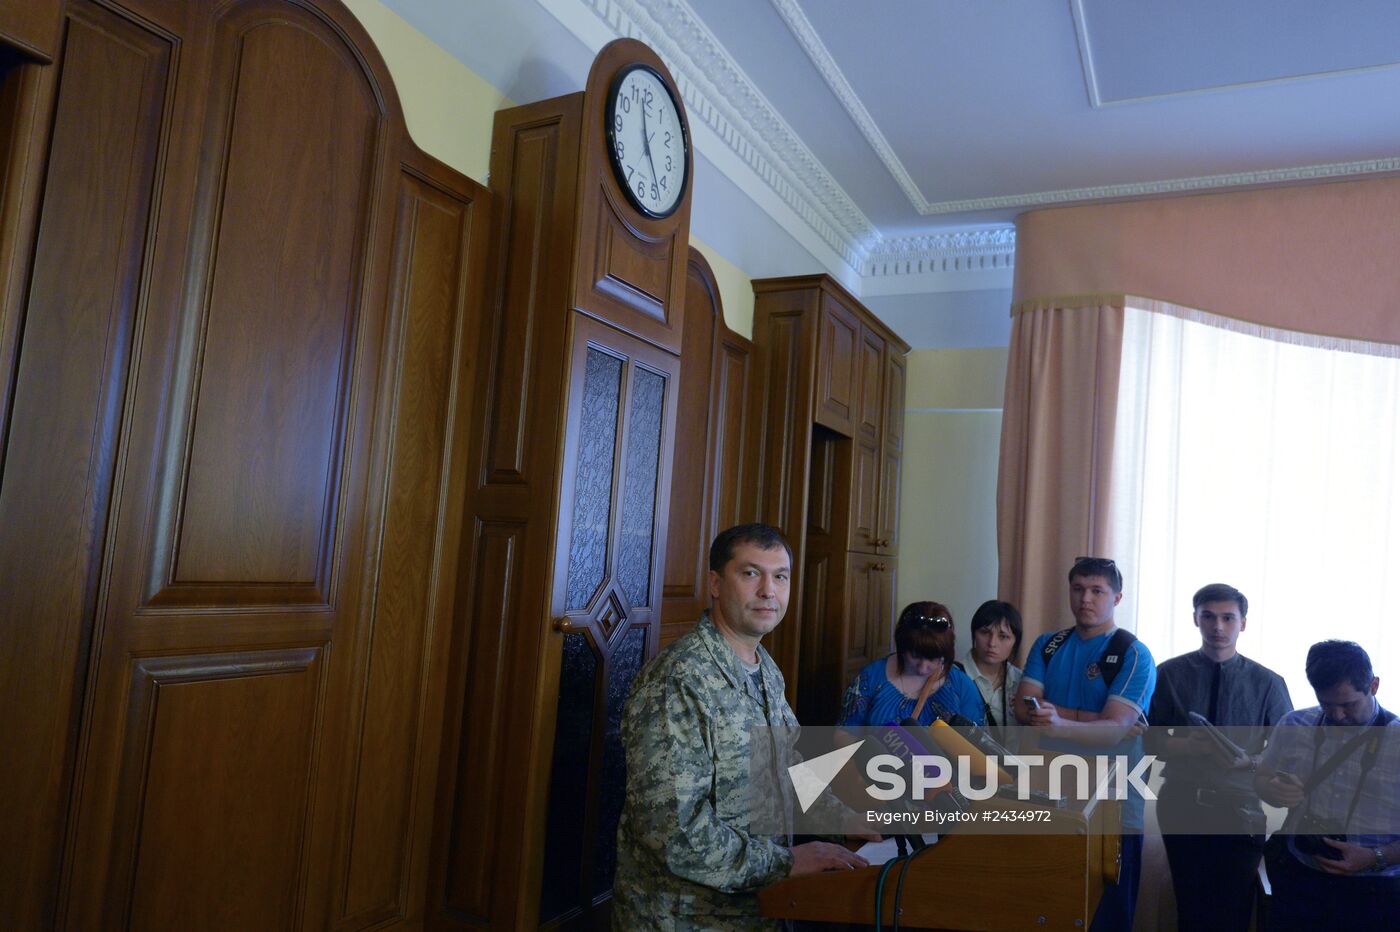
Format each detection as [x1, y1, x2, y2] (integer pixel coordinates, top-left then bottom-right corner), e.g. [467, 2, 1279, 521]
[554, 618, 579, 633]
[871, 562, 887, 572]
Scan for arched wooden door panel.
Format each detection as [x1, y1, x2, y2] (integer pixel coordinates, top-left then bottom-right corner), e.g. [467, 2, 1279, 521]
[0, 1, 488, 929]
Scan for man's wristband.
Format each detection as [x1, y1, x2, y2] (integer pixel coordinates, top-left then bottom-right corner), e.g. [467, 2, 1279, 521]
[1373, 847, 1389, 872]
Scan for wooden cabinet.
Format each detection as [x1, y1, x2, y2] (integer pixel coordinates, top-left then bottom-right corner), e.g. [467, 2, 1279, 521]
[814, 291, 861, 434]
[747, 275, 909, 719]
[429, 38, 693, 930]
[847, 552, 896, 683]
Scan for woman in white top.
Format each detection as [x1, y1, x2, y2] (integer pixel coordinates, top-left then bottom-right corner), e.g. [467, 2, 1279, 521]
[959, 600, 1024, 745]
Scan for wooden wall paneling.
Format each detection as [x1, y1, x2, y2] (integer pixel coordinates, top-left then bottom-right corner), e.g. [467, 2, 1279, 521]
[6, 1, 492, 929]
[795, 427, 851, 724]
[0, 47, 54, 447]
[430, 95, 583, 930]
[850, 439, 879, 553]
[59, 0, 394, 921]
[871, 561, 896, 662]
[813, 292, 858, 435]
[877, 344, 907, 555]
[748, 283, 820, 696]
[571, 41, 692, 354]
[857, 326, 883, 442]
[660, 249, 720, 644]
[0, 4, 167, 927]
[659, 247, 755, 647]
[122, 649, 326, 931]
[883, 348, 907, 453]
[0, 0, 64, 62]
[711, 325, 755, 532]
[333, 158, 487, 929]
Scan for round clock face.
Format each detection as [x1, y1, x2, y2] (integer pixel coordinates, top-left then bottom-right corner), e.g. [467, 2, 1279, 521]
[606, 64, 689, 218]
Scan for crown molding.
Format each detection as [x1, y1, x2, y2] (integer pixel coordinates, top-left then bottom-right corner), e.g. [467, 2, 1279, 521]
[766, 0, 933, 212]
[861, 227, 1016, 296]
[538, 0, 1400, 297]
[537, 0, 877, 278]
[919, 157, 1400, 214]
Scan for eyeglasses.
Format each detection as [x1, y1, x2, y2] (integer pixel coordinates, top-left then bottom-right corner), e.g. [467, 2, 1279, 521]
[909, 614, 952, 631]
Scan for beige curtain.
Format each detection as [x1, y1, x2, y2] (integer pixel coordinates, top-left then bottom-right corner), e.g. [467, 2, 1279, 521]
[996, 300, 1125, 648]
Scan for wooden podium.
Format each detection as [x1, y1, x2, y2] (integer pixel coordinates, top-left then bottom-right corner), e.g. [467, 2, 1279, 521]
[759, 793, 1122, 931]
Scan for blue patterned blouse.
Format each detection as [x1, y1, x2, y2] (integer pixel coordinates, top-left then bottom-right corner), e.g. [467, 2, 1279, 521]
[837, 655, 987, 727]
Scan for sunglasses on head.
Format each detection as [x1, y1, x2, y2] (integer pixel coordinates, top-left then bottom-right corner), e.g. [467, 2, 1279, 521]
[909, 614, 952, 631]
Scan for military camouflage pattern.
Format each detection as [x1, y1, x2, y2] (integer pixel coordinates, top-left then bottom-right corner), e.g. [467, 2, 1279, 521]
[612, 613, 797, 930]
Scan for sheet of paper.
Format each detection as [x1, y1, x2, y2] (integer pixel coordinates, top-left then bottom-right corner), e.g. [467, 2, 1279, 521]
[854, 834, 939, 865]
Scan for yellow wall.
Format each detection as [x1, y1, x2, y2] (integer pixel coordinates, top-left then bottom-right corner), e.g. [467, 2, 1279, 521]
[343, 0, 755, 338]
[689, 239, 755, 338]
[897, 348, 1008, 646]
[341, 0, 507, 183]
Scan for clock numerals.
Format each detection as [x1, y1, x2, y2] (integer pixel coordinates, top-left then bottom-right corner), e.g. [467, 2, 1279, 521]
[609, 66, 686, 217]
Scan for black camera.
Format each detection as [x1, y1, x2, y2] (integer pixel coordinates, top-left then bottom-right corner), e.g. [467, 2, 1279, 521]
[1292, 813, 1347, 861]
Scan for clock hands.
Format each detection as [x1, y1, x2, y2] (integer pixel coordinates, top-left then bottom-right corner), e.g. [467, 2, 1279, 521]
[641, 104, 660, 193]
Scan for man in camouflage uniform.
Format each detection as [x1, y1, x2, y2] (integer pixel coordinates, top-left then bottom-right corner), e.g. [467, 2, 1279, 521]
[614, 523, 866, 930]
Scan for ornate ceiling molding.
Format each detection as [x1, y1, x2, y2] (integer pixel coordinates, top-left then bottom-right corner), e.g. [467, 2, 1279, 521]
[767, 0, 933, 213]
[539, 0, 878, 274]
[919, 157, 1400, 214]
[541, 0, 1400, 293]
[864, 228, 1017, 278]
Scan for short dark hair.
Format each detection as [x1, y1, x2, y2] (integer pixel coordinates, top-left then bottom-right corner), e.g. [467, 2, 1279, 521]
[1069, 556, 1123, 594]
[1305, 640, 1374, 694]
[969, 599, 1023, 664]
[1192, 583, 1248, 618]
[894, 601, 956, 672]
[709, 523, 793, 574]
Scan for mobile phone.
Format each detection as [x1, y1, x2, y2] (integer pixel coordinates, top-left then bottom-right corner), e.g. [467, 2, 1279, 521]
[1024, 696, 1041, 712]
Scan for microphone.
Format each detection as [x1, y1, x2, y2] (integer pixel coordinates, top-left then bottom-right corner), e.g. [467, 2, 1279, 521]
[917, 700, 1017, 769]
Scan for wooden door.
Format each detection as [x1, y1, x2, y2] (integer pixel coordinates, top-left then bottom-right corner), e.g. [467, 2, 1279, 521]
[0, 2, 487, 929]
[539, 314, 678, 927]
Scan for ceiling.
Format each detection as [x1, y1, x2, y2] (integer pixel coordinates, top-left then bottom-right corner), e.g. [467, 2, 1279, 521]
[382, 0, 1400, 314]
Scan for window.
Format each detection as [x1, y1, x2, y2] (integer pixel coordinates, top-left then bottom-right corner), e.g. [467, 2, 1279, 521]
[1110, 304, 1400, 706]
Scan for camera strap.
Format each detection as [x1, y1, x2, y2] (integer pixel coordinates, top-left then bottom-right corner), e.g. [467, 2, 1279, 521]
[1299, 707, 1395, 832]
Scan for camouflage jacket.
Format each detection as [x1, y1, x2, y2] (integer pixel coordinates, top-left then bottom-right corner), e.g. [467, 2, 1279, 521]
[612, 613, 796, 931]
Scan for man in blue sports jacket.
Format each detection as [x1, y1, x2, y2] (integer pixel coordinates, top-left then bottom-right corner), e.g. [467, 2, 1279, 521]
[1015, 556, 1157, 932]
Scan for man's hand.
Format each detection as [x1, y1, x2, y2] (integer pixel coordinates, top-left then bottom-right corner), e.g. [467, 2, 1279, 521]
[1313, 838, 1381, 875]
[788, 841, 868, 876]
[1256, 770, 1305, 808]
[1029, 701, 1061, 727]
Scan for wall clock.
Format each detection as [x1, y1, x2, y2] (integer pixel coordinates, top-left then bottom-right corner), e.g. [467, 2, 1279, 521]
[605, 63, 689, 218]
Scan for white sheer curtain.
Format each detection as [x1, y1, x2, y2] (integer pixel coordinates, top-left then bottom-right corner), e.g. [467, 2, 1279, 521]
[1109, 302, 1400, 707]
